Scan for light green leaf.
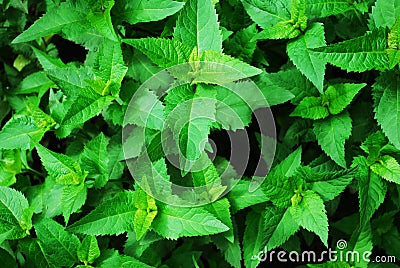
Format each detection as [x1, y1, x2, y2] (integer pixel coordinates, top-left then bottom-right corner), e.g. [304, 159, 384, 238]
[124, 87, 165, 130]
[114, 0, 184, 25]
[371, 155, 400, 184]
[257, 67, 317, 105]
[324, 83, 366, 115]
[36, 144, 86, 185]
[224, 24, 258, 63]
[124, 38, 192, 68]
[68, 191, 136, 235]
[80, 133, 110, 188]
[287, 22, 326, 92]
[0, 116, 46, 150]
[353, 156, 387, 224]
[228, 180, 268, 213]
[373, 71, 400, 150]
[12, 1, 87, 43]
[306, 0, 353, 18]
[243, 210, 267, 268]
[100, 250, 154, 268]
[205, 198, 234, 243]
[290, 96, 329, 119]
[212, 225, 242, 268]
[93, 39, 128, 96]
[313, 111, 352, 168]
[133, 188, 157, 240]
[174, 0, 222, 53]
[290, 190, 328, 247]
[192, 50, 262, 84]
[313, 28, 389, 72]
[348, 224, 373, 267]
[56, 87, 114, 138]
[34, 218, 80, 267]
[151, 203, 229, 239]
[78, 235, 100, 265]
[241, 0, 291, 29]
[255, 22, 301, 40]
[31, 47, 65, 71]
[0, 150, 21, 187]
[262, 147, 303, 208]
[370, 0, 400, 29]
[304, 168, 353, 201]
[166, 84, 216, 172]
[0, 186, 31, 239]
[61, 183, 87, 225]
[86, 0, 118, 41]
[19, 239, 55, 267]
[15, 71, 56, 97]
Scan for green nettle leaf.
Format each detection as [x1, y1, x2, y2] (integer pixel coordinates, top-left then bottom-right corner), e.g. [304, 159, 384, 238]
[262, 147, 303, 208]
[114, 0, 184, 25]
[373, 71, 400, 150]
[252, 0, 307, 40]
[290, 190, 328, 247]
[348, 223, 373, 268]
[264, 206, 300, 250]
[174, 0, 222, 53]
[370, 0, 400, 29]
[100, 250, 153, 268]
[34, 218, 80, 267]
[306, 0, 354, 19]
[324, 83, 366, 114]
[241, 0, 291, 29]
[124, 87, 165, 130]
[353, 156, 387, 224]
[304, 168, 353, 201]
[86, 0, 118, 42]
[194, 50, 262, 84]
[124, 38, 192, 68]
[12, 1, 88, 43]
[255, 21, 301, 40]
[313, 28, 389, 72]
[19, 238, 56, 267]
[68, 191, 136, 235]
[151, 203, 229, 239]
[166, 84, 216, 172]
[80, 133, 110, 188]
[57, 87, 115, 138]
[243, 210, 267, 268]
[0, 150, 22, 187]
[61, 183, 87, 225]
[0, 186, 32, 239]
[134, 188, 158, 240]
[313, 111, 352, 168]
[370, 155, 400, 184]
[255, 73, 295, 106]
[36, 144, 86, 185]
[0, 116, 46, 150]
[93, 39, 128, 96]
[77, 235, 100, 265]
[228, 180, 268, 213]
[205, 198, 234, 243]
[214, 81, 268, 130]
[224, 24, 258, 63]
[287, 23, 326, 92]
[15, 71, 56, 97]
[291, 96, 329, 119]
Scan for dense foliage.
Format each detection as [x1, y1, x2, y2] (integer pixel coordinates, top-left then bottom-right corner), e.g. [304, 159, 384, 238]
[0, 0, 400, 267]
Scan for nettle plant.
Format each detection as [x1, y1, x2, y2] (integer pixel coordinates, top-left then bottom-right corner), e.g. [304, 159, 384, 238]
[0, 0, 399, 267]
